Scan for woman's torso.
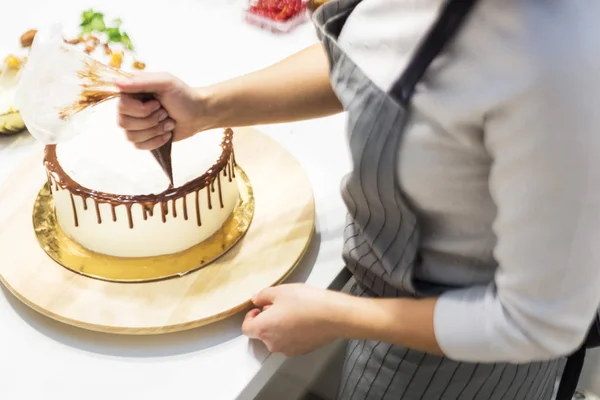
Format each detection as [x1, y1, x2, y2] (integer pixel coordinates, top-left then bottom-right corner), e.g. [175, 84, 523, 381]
[335, 0, 600, 290]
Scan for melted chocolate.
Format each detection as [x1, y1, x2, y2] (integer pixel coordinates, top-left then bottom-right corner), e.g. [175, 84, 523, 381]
[182, 195, 188, 221]
[94, 200, 101, 224]
[160, 202, 168, 223]
[69, 192, 79, 227]
[195, 190, 201, 226]
[217, 173, 224, 208]
[126, 205, 134, 229]
[206, 183, 213, 210]
[44, 128, 235, 230]
[151, 140, 174, 187]
[135, 93, 174, 186]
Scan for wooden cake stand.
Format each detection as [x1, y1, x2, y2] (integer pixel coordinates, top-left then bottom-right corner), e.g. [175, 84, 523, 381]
[0, 128, 315, 335]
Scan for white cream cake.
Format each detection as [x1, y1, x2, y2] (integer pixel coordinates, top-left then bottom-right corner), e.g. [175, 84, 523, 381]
[44, 100, 239, 258]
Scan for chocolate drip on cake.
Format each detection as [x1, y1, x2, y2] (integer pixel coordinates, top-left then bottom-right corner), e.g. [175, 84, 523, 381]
[44, 128, 235, 230]
[160, 202, 168, 223]
[125, 205, 134, 229]
[206, 183, 213, 210]
[217, 173, 224, 208]
[94, 200, 102, 224]
[195, 190, 201, 226]
[69, 192, 79, 227]
[172, 198, 178, 218]
[182, 195, 188, 221]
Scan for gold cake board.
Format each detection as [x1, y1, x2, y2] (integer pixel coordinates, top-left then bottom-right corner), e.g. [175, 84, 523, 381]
[0, 128, 315, 335]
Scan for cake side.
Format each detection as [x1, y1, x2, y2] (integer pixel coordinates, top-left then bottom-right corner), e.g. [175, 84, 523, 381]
[44, 128, 240, 258]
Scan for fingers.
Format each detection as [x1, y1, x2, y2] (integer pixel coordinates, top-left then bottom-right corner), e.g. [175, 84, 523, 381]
[121, 115, 174, 148]
[241, 310, 285, 355]
[118, 94, 174, 150]
[118, 94, 161, 118]
[119, 107, 168, 131]
[116, 72, 176, 94]
[129, 132, 172, 151]
[242, 308, 263, 339]
[243, 308, 261, 325]
[251, 287, 278, 308]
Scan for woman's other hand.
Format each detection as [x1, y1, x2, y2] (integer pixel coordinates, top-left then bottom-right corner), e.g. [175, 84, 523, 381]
[241, 283, 351, 356]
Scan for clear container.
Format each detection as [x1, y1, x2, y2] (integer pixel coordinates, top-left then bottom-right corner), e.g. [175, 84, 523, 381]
[244, 0, 309, 33]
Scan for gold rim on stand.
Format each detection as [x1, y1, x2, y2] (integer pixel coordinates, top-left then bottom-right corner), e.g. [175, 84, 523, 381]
[33, 167, 255, 283]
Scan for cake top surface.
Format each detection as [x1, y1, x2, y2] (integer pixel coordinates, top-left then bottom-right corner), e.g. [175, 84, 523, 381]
[54, 100, 228, 196]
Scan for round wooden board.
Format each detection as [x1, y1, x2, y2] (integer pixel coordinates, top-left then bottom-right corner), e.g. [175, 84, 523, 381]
[0, 128, 315, 335]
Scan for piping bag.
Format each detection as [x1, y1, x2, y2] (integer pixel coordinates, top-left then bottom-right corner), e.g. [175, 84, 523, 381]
[14, 24, 174, 186]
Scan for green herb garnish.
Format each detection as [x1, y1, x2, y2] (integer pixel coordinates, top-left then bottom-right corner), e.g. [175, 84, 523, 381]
[120, 32, 133, 50]
[79, 9, 134, 50]
[80, 9, 106, 33]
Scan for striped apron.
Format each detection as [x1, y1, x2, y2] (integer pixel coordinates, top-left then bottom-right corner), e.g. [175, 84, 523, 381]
[313, 1, 563, 399]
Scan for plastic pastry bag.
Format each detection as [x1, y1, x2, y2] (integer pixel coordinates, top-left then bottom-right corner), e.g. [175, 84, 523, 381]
[14, 24, 127, 144]
[14, 24, 173, 184]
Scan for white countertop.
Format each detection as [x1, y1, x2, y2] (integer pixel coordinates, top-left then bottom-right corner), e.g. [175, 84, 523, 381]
[0, 1, 350, 399]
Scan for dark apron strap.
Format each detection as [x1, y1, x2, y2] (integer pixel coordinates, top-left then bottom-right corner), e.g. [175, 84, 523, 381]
[390, 0, 480, 104]
[556, 345, 586, 400]
[556, 315, 600, 400]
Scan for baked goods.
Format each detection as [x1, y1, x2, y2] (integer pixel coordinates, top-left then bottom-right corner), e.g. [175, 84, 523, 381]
[2, 10, 144, 137]
[44, 102, 239, 258]
[0, 54, 27, 135]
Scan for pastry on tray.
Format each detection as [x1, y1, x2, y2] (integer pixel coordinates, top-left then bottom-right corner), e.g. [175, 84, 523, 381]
[0, 54, 27, 135]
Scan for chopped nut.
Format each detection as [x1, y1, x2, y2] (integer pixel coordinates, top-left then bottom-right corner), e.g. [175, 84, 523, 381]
[65, 37, 82, 45]
[109, 51, 124, 69]
[103, 43, 112, 55]
[84, 44, 96, 54]
[20, 29, 37, 48]
[86, 35, 100, 46]
[132, 61, 146, 70]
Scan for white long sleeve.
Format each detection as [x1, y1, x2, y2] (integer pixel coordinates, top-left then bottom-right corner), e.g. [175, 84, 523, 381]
[433, 0, 600, 363]
[339, 0, 600, 362]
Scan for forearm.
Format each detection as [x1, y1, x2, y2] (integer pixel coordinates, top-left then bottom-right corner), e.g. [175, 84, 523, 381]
[201, 43, 342, 129]
[331, 293, 443, 355]
[331, 281, 597, 363]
